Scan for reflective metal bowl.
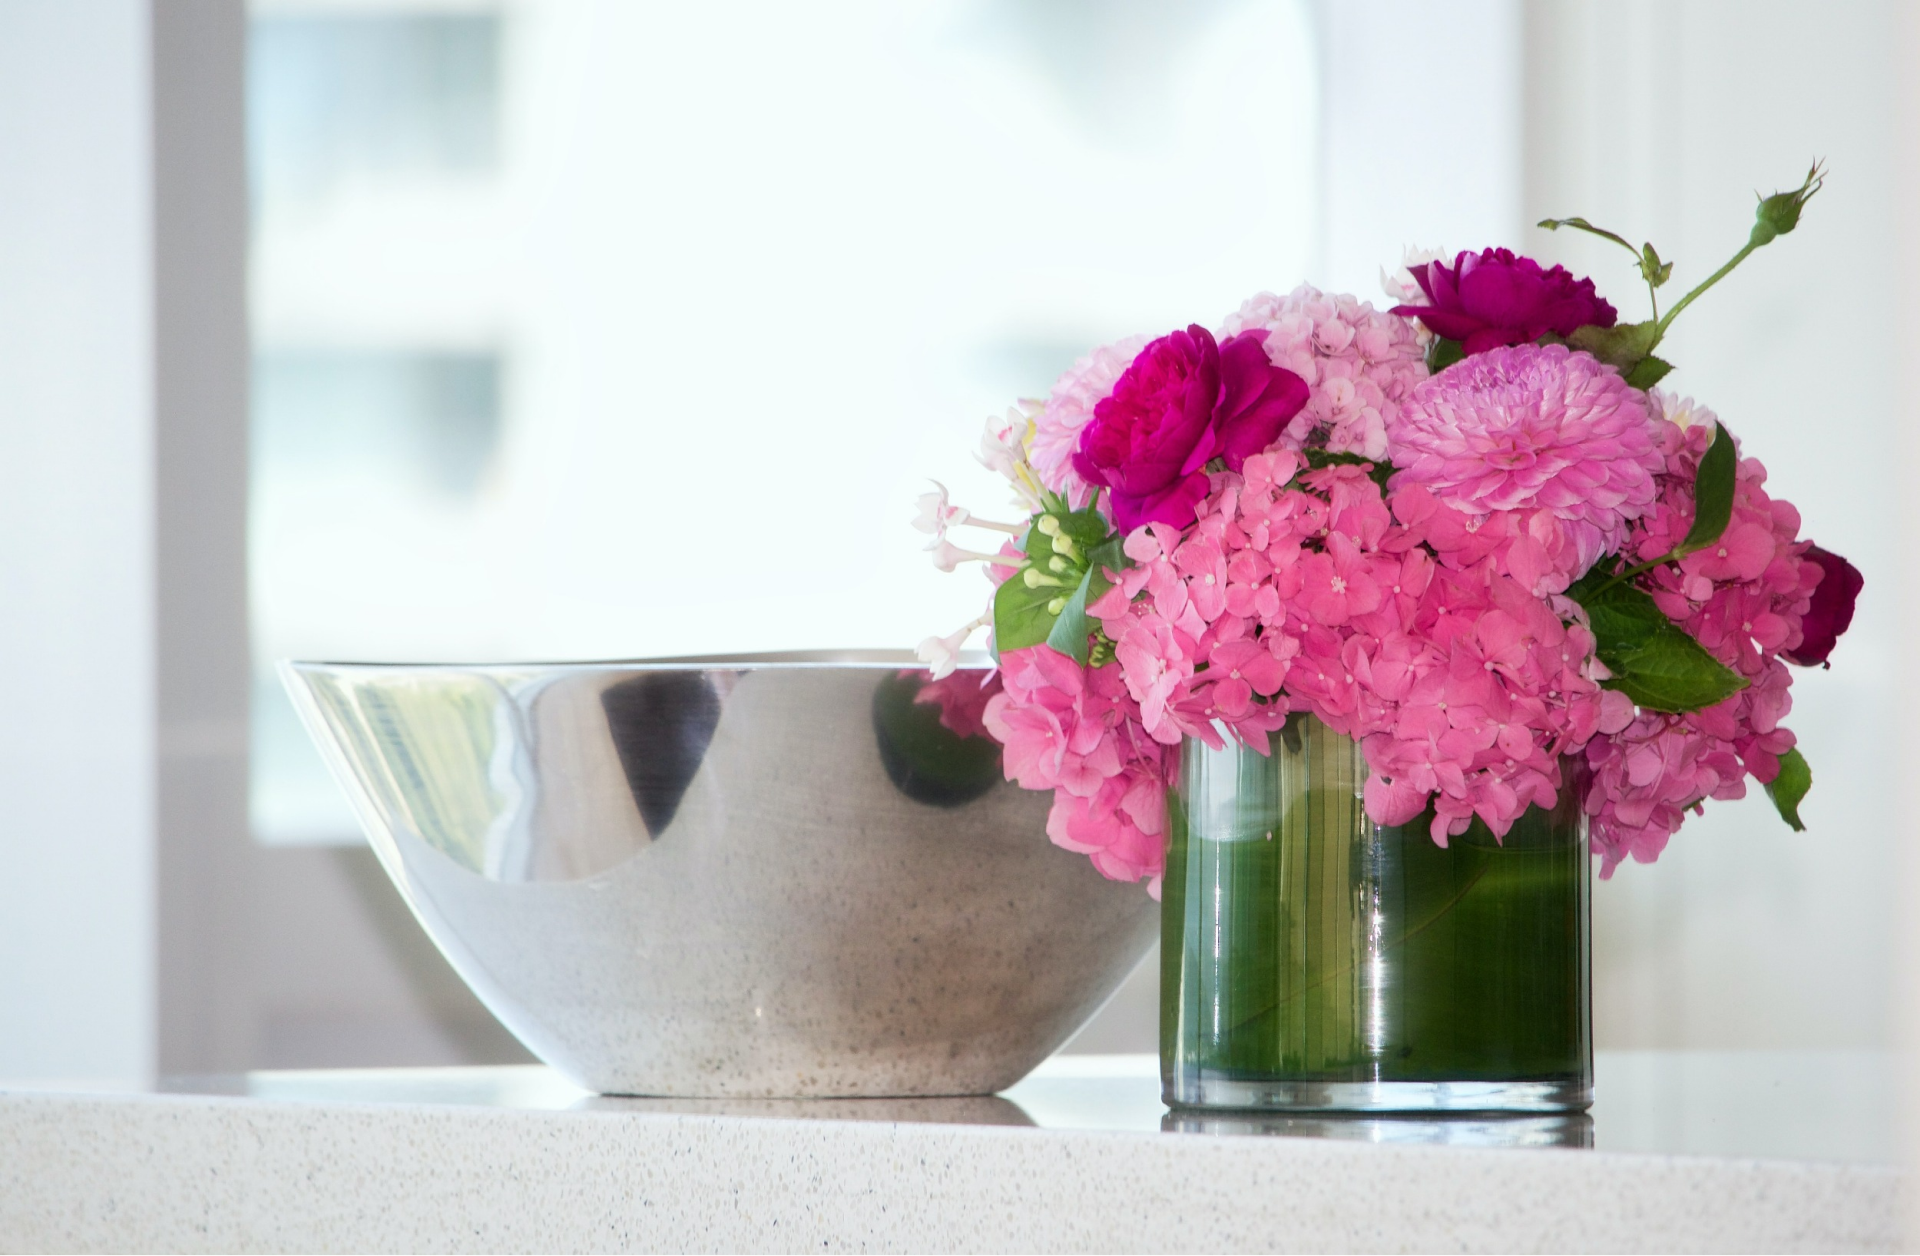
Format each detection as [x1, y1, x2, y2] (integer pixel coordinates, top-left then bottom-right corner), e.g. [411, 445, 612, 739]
[282, 652, 1158, 1097]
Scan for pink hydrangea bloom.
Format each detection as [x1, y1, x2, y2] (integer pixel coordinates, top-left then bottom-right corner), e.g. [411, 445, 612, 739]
[1389, 343, 1662, 579]
[1089, 451, 1628, 844]
[1029, 334, 1151, 507]
[1583, 420, 1822, 874]
[982, 645, 1172, 895]
[1221, 286, 1428, 460]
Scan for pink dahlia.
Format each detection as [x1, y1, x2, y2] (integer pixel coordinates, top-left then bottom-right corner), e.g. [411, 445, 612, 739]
[1029, 334, 1151, 507]
[1388, 343, 1662, 575]
[1220, 285, 1428, 460]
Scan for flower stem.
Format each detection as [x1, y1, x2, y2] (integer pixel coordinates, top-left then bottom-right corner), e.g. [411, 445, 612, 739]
[1654, 240, 1758, 338]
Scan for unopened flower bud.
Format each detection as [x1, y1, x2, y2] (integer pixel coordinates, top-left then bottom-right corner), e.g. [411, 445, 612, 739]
[1035, 514, 1062, 536]
[1750, 162, 1823, 247]
[1046, 596, 1067, 615]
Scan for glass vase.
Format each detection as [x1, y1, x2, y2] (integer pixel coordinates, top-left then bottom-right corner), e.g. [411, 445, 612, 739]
[1160, 714, 1591, 1113]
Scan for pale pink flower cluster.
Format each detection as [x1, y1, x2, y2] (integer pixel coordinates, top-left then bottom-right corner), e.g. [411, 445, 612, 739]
[1220, 286, 1429, 461]
[981, 646, 1172, 895]
[1583, 419, 1821, 874]
[1028, 334, 1151, 507]
[1388, 343, 1664, 584]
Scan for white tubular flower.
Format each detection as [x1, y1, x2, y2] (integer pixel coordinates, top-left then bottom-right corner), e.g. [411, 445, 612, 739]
[929, 539, 1008, 574]
[976, 416, 1022, 481]
[915, 622, 977, 679]
[1382, 244, 1448, 306]
[912, 480, 970, 542]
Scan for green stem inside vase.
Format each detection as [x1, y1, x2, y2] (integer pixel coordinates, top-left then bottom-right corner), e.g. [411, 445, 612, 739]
[1161, 716, 1590, 1087]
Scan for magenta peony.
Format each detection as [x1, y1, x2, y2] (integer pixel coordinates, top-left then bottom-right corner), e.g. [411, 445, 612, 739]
[1781, 545, 1862, 667]
[1392, 248, 1616, 355]
[1072, 325, 1308, 531]
[1388, 343, 1662, 578]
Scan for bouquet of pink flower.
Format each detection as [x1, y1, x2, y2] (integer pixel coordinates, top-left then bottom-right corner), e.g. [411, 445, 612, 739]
[916, 166, 1861, 896]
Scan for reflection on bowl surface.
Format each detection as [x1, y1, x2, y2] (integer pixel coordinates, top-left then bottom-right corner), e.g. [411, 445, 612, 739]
[282, 652, 1158, 1098]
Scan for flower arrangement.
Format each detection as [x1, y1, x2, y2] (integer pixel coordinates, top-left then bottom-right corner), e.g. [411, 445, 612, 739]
[916, 166, 1861, 895]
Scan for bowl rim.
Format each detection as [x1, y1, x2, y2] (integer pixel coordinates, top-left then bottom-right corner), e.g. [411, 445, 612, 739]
[282, 648, 999, 673]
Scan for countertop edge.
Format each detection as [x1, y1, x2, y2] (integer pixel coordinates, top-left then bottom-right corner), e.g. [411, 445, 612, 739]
[0, 1088, 1904, 1253]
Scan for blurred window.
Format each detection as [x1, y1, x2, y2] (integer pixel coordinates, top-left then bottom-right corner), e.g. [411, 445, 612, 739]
[247, 0, 1320, 843]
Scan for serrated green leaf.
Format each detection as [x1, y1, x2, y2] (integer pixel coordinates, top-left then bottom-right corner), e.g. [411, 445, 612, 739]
[1427, 337, 1465, 373]
[1601, 634, 1749, 712]
[1673, 421, 1735, 558]
[1623, 355, 1673, 390]
[1764, 746, 1811, 832]
[1569, 575, 1748, 713]
[1568, 319, 1661, 369]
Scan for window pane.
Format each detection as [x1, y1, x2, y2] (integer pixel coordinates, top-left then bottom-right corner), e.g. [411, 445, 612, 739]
[248, 0, 1320, 843]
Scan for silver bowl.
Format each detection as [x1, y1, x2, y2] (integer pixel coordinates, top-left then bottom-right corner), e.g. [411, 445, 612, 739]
[281, 651, 1158, 1097]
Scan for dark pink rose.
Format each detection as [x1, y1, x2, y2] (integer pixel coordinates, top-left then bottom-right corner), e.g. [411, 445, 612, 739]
[1783, 545, 1863, 668]
[1072, 325, 1307, 531]
[1392, 248, 1617, 355]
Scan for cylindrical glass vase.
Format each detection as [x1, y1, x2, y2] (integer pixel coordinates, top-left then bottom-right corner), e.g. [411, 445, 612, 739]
[1160, 714, 1591, 1113]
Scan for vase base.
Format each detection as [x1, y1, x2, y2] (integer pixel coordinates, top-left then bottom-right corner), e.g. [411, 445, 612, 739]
[1164, 1074, 1592, 1114]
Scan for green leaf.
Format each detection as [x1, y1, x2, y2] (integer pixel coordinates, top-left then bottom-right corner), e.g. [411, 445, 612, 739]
[1672, 420, 1736, 559]
[1639, 242, 1673, 288]
[992, 514, 1126, 659]
[1427, 337, 1465, 373]
[1052, 507, 1112, 549]
[1764, 747, 1811, 832]
[991, 566, 1059, 653]
[1568, 319, 1661, 369]
[1538, 215, 1637, 255]
[1623, 355, 1673, 390]
[1044, 566, 1097, 664]
[1569, 574, 1748, 713]
[992, 525, 1061, 652]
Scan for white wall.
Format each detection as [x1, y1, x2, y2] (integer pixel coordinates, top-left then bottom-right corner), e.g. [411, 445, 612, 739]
[1311, 0, 1522, 296]
[1527, 0, 1904, 1050]
[0, 0, 156, 1080]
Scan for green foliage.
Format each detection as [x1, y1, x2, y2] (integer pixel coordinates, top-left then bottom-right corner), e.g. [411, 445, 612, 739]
[1764, 747, 1812, 832]
[992, 524, 1063, 653]
[1568, 319, 1660, 370]
[993, 511, 1126, 661]
[1623, 355, 1673, 390]
[1639, 242, 1673, 288]
[1568, 571, 1748, 713]
[1427, 337, 1466, 373]
[1672, 421, 1736, 560]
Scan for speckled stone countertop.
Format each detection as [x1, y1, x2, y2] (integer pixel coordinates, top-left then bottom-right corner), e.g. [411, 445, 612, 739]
[0, 1052, 1904, 1253]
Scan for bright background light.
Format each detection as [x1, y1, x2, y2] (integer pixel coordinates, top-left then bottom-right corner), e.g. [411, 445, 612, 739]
[248, 0, 1320, 841]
